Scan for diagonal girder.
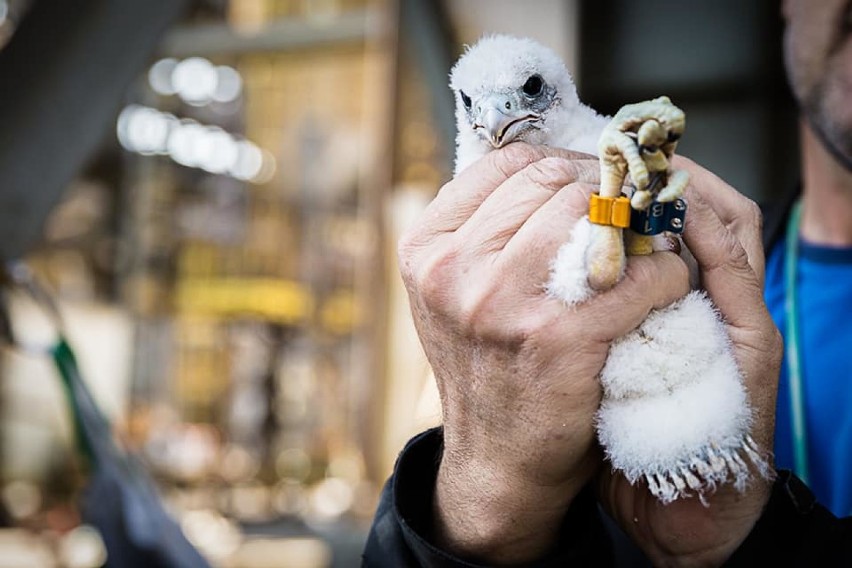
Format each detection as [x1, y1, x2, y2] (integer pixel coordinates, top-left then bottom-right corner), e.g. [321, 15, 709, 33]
[0, 0, 188, 260]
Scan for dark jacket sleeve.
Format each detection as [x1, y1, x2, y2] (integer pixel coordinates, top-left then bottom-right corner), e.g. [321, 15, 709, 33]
[364, 429, 852, 567]
[726, 470, 852, 566]
[362, 428, 631, 567]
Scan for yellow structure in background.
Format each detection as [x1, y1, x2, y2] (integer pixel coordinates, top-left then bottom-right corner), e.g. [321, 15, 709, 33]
[176, 279, 313, 324]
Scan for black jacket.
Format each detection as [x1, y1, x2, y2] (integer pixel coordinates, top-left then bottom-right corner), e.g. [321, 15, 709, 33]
[363, 428, 852, 566]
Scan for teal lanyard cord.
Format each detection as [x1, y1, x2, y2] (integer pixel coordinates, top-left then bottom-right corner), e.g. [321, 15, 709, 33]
[784, 199, 809, 484]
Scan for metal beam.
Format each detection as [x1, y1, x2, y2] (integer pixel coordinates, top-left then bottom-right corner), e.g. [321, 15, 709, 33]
[0, 0, 188, 260]
[159, 9, 381, 58]
[399, 0, 458, 162]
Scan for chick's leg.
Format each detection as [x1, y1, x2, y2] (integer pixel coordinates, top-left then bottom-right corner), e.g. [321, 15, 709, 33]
[587, 97, 689, 289]
[585, 134, 634, 291]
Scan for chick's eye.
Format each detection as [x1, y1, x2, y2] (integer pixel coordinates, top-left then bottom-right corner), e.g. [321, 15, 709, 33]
[459, 90, 472, 109]
[522, 75, 544, 97]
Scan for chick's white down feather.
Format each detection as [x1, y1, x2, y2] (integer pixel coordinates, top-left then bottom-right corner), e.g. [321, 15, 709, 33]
[450, 35, 607, 175]
[450, 35, 768, 504]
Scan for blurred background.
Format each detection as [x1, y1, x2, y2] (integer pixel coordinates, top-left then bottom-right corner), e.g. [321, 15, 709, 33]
[0, 0, 796, 566]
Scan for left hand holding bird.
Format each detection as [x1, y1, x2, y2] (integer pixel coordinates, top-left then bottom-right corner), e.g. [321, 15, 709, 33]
[597, 157, 782, 567]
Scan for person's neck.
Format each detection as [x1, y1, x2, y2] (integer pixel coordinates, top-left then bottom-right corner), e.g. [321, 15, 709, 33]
[799, 121, 852, 247]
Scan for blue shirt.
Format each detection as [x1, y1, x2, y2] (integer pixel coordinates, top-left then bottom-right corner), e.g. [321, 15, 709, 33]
[765, 236, 852, 517]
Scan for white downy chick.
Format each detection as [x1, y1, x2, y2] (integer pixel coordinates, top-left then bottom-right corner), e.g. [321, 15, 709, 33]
[449, 35, 769, 504]
[450, 34, 608, 175]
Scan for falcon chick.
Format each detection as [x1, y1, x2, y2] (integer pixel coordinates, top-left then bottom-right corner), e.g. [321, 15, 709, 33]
[450, 35, 608, 175]
[449, 35, 769, 504]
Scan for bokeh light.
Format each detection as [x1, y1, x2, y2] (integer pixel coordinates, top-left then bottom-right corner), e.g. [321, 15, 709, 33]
[148, 57, 243, 105]
[213, 65, 243, 103]
[57, 525, 108, 568]
[116, 105, 275, 183]
[147, 57, 178, 96]
[171, 57, 218, 106]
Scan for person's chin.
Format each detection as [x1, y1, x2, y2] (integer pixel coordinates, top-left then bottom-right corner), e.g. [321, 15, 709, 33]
[807, 89, 852, 172]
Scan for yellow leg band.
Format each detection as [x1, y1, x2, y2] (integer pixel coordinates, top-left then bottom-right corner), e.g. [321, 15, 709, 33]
[589, 194, 631, 228]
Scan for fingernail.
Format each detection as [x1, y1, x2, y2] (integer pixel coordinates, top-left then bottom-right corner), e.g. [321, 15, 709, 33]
[667, 236, 682, 255]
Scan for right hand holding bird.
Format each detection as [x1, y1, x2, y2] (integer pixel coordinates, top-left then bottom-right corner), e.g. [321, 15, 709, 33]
[399, 143, 691, 562]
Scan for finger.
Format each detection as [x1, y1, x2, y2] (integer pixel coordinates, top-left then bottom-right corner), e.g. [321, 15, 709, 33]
[499, 182, 596, 287]
[418, 144, 588, 240]
[460, 249, 689, 351]
[457, 158, 598, 254]
[676, 157, 766, 285]
[574, 251, 691, 342]
[681, 189, 766, 329]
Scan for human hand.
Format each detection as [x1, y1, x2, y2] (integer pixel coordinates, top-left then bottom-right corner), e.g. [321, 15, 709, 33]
[596, 157, 783, 567]
[398, 143, 692, 564]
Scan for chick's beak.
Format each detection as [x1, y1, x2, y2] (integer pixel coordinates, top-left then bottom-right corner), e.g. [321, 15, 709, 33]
[474, 94, 535, 148]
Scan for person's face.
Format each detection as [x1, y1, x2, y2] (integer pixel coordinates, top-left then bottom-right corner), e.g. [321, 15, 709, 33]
[783, 0, 852, 169]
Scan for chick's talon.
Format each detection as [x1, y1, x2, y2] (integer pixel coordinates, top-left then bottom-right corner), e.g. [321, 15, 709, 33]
[641, 149, 670, 173]
[657, 169, 690, 203]
[631, 190, 654, 211]
[637, 119, 667, 148]
[598, 98, 686, 199]
[599, 130, 649, 195]
[609, 97, 685, 140]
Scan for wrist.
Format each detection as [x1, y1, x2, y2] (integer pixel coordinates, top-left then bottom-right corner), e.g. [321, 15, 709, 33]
[432, 446, 594, 564]
[644, 478, 773, 567]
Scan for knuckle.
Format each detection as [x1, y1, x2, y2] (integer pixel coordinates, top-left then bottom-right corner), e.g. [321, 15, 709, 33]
[750, 320, 785, 365]
[521, 157, 578, 191]
[396, 231, 420, 284]
[623, 257, 656, 291]
[704, 220, 750, 271]
[744, 199, 764, 233]
[415, 246, 460, 304]
[624, 253, 689, 296]
[667, 253, 691, 284]
[458, 285, 531, 345]
[458, 288, 492, 332]
[726, 236, 751, 268]
[511, 313, 549, 345]
[769, 326, 785, 363]
[417, 272, 447, 311]
[767, 324, 784, 352]
[489, 143, 544, 177]
[455, 278, 540, 347]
